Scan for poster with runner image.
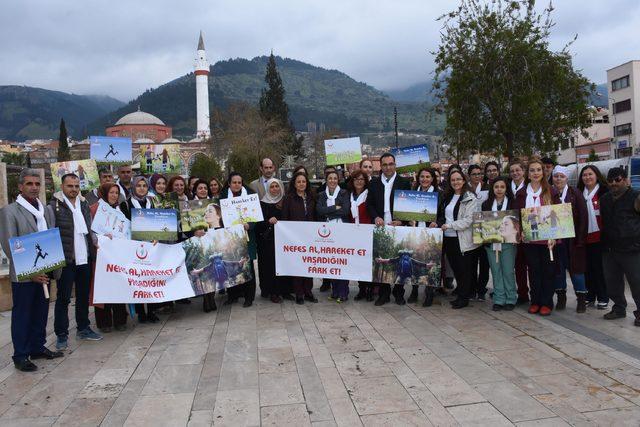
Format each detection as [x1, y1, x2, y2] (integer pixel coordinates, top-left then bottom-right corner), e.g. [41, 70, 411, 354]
[179, 199, 222, 232]
[472, 210, 521, 244]
[372, 226, 442, 286]
[9, 228, 66, 281]
[89, 135, 132, 165]
[393, 190, 438, 222]
[131, 208, 178, 242]
[50, 159, 99, 192]
[520, 203, 575, 242]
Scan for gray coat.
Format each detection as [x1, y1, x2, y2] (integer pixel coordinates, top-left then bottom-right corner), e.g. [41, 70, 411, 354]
[47, 191, 93, 264]
[0, 201, 58, 282]
[316, 188, 351, 222]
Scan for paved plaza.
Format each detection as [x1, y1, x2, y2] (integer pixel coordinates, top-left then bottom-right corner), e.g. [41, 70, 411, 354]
[1, 283, 640, 426]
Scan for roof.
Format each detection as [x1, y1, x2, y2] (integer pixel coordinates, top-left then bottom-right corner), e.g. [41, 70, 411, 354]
[161, 137, 181, 144]
[133, 138, 155, 145]
[198, 31, 205, 50]
[114, 110, 165, 126]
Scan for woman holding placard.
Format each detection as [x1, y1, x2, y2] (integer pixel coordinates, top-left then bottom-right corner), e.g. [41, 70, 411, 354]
[317, 170, 351, 303]
[409, 167, 444, 307]
[513, 157, 560, 316]
[348, 169, 375, 302]
[481, 177, 517, 311]
[168, 176, 189, 203]
[282, 172, 318, 305]
[440, 170, 480, 309]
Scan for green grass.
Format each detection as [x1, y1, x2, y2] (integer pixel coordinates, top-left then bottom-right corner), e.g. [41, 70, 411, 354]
[131, 230, 178, 242]
[393, 211, 437, 222]
[396, 163, 431, 174]
[16, 260, 66, 281]
[326, 152, 362, 166]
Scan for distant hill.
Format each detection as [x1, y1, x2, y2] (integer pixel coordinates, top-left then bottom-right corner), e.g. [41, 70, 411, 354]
[89, 56, 443, 137]
[0, 86, 124, 140]
[385, 81, 435, 103]
[589, 83, 608, 108]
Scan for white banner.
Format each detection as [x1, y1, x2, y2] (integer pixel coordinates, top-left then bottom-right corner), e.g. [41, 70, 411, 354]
[93, 236, 194, 303]
[275, 221, 374, 281]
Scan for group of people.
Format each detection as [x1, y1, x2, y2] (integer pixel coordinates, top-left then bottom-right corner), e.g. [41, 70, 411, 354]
[1, 153, 640, 373]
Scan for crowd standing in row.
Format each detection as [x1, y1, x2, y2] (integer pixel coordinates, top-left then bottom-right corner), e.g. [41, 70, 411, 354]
[1, 153, 640, 372]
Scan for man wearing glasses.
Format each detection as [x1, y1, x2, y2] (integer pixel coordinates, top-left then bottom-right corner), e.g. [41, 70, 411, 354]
[600, 167, 640, 325]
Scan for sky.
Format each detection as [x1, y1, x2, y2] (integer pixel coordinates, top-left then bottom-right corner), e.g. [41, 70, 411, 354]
[1, 0, 638, 102]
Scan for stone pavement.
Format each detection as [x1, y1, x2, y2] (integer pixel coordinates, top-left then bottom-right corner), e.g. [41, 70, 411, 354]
[1, 284, 640, 426]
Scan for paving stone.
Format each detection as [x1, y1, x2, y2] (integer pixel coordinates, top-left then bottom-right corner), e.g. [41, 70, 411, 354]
[261, 403, 312, 426]
[446, 402, 512, 426]
[212, 388, 260, 427]
[360, 410, 433, 426]
[342, 375, 418, 416]
[259, 372, 304, 406]
[141, 364, 202, 395]
[123, 392, 194, 426]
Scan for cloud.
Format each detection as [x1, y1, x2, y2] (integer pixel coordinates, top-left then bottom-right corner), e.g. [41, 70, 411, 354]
[0, 0, 637, 101]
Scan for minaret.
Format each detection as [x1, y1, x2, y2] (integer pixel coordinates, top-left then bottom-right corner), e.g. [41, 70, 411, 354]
[194, 31, 211, 139]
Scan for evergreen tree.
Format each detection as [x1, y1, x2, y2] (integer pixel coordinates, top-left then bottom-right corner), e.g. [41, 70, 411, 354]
[586, 149, 599, 163]
[57, 118, 70, 161]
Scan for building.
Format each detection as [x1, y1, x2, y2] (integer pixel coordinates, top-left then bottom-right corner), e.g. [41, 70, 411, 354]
[105, 108, 173, 143]
[607, 60, 640, 158]
[194, 31, 211, 139]
[556, 107, 612, 164]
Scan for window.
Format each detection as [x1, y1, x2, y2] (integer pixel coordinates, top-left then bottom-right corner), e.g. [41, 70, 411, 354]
[614, 123, 632, 137]
[612, 75, 630, 91]
[613, 99, 631, 114]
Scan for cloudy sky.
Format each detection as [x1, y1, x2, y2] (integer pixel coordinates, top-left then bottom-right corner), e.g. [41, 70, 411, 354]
[1, 0, 638, 101]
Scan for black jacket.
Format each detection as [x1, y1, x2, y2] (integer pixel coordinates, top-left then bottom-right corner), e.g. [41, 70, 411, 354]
[366, 174, 411, 221]
[316, 188, 351, 222]
[601, 188, 640, 253]
[48, 192, 93, 263]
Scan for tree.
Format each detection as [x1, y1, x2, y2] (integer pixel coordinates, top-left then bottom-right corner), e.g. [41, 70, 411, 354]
[586, 148, 599, 163]
[57, 118, 70, 161]
[433, 0, 594, 160]
[0, 152, 26, 166]
[189, 154, 223, 182]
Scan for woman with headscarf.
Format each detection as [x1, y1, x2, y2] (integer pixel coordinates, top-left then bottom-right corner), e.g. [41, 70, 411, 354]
[256, 178, 292, 303]
[119, 176, 160, 323]
[149, 173, 167, 197]
[90, 183, 128, 332]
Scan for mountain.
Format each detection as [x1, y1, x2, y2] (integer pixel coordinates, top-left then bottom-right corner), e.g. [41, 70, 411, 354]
[89, 56, 443, 137]
[385, 81, 435, 103]
[0, 86, 124, 140]
[589, 83, 608, 108]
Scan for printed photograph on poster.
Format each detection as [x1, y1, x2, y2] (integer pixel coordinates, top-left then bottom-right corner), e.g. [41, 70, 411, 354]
[393, 190, 438, 222]
[220, 194, 264, 226]
[520, 203, 575, 242]
[91, 199, 131, 239]
[139, 144, 183, 174]
[9, 228, 66, 281]
[89, 135, 132, 164]
[372, 226, 442, 286]
[324, 137, 362, 166]
[179, 199, 222, 232]
[50, 159, 99, 192]
[472, 210, 521, 244]
[152, 191, 180, 210]
[182, 225, 253, 294]
[630, 157, 640, 191]
[390, 144, 430, 174]
[131, 208, 178, 242]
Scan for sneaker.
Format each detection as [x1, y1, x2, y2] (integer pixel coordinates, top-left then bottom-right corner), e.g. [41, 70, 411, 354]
[336, 298, 343, 304]
[77, 328, 103, 341]
[328, 295, 336, 301]
[603, 310, 626, 320]
[477, 294, 486, 302]
[528, 304, 540, 314]
[596, 302, 608, 310]
[539, 306, 552, 316]
[56, 336, 68, 350]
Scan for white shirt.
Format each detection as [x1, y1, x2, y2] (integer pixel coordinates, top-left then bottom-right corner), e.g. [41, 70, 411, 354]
[444, 194, 460, 237]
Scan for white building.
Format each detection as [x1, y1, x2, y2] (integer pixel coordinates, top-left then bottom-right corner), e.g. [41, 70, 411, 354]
[606, 60, 640, 158]
[194, 31, 211, 140]
[556, 107, 611, 164]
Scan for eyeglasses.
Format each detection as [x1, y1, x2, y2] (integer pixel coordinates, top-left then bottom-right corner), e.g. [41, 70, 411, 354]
[470, 173, 483, 177]
[353, 177, 366, 182]
[607, 176, 624, 183]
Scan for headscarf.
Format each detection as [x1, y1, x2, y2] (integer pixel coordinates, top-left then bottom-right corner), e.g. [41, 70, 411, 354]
[99, 183, 120, 208]
[552, 165, 570, 178]
[261, 178, 285, 204]
[149, 173, 167, 194]
[131, 176, 149, 202]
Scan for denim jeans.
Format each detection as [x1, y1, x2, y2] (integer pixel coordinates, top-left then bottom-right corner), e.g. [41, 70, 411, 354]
[55, 263, 91, 337]
[554, 243, 587, 294]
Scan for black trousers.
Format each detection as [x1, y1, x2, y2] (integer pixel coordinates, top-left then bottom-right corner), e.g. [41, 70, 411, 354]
[11, 281, 49, 362]
[257, 238, 285, 296]
[228, 260, 257, 302]
[95, 304, 127, 329]
[55, 263, 91, 336]
[443, 236, 473, 301]
[585, 242, 608, 303]
[523, 244, 556, 307]
[469, 246, 490, 296]
[603, 251, 640, 313]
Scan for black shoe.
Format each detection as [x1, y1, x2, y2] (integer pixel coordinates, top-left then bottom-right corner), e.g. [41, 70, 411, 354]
[451, 299, 469, 309]
[395, 296, 406, 305]
[281, 294, 295, 301]
[138, 314, 147, 324]
[219, 288, 226, 295]
[296, 297, 304, 305]
[176, 298, 191, 305]
[304, 294, 318, 303]
[261, 292, 269, 299]
[603, 310, 626, 320]
[634, 311, 640, 327]
[14, 359, 37, 372]
[374, 296, 389, 306]
[354, 292, 366, 301]
[444, 278, 454, 289]
[271, 295, 282, 303]
[407, 287, 418, 303]
[243, 300, 253, 308]
[366, 288, 374, 302]
[99, 327, 112, 333]
[147, 312, 160, 323]
[503, 304, 515, 311]
[555, 290, 567, 310]
[492, 304, 503, 311]
[477, 293, 486, 302]
[319, 283, 331, 292]
[223, 297, 238, 306]
[114, 324, 127, 331]
[30, 348, 63, 360]
[516, 297, 529, 306]
[422, 291, 434, 307]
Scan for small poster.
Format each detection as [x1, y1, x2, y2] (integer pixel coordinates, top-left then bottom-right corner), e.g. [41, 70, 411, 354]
[91, 199, 131, 239]
[131, 208, 178, 242]
[324, 137, 362, 166]
[521, 203, 575, 242]
[152, 192, 180, 210]
[220, 194, 264, 226]
[139, 144, 183, 174]
[630, 157, 640, 191]
[9, 228, 66, 281]
[391, 144, 430, 174]
[50, 159, 99, 192]
[89, 135, 132, 164]
[179, 199, 223, 232]
[393, 190, 438, 222]
[472, 210, 521, 244]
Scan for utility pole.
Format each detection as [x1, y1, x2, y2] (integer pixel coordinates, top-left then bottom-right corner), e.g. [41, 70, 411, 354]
[394, 107, 399, 148]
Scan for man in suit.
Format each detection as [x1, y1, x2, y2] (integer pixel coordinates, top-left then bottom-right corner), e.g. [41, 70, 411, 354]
[0, 169, 64, 372]
[367, 152, 411, 305]
[249, 158, 276, 200]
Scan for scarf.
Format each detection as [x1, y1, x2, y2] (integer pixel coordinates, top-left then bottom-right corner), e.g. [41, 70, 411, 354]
[62, 195, 88, 235]
[261, 178, 285, 204]
[511, 180, 524, 195]
[117, 181, 130, 199]
[350, 189, 368, 224]
[525, 184, 542, 208]
[227, 186, 248, 198]
[16, 195, 48, 232]
[325, 186, 339, 207]
[491, 197, 509, 252]
[130, 198, 146, 209]
[382, 173, 396, 217]
[558, 185, 568, 203]
[583, 184, 600, 234]
[474, 182, 483, 196]
[131, 176, 150, 204]
[417, 185, 434, 227]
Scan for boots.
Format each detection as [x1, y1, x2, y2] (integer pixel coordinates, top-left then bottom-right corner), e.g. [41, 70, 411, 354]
[555, 290, 567, 310]
[576, 293, 586, 313]
[408, 286, 419, 303]
[423, 288, 434, 307]
[203, 293, 217, 313]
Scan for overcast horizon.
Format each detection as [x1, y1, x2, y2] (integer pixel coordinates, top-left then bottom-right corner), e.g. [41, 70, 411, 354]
[1, 0, 639, 102]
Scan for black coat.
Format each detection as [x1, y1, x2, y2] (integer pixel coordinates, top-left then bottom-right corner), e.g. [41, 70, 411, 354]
[316, 188, 351, 222]
[366, 174, 411, 221]
[601, 188, 640, 253]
